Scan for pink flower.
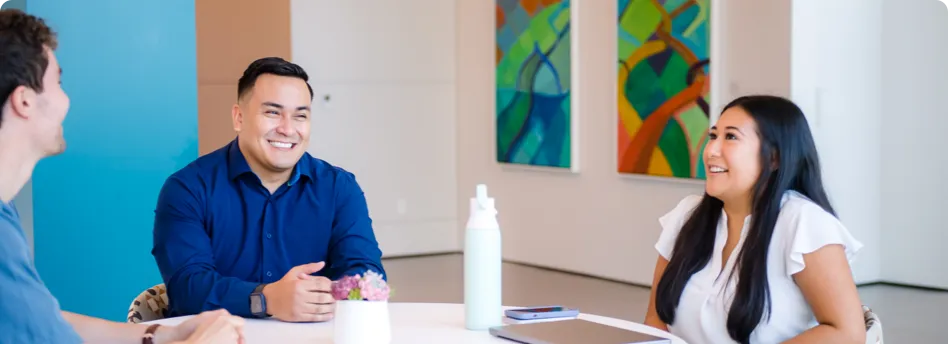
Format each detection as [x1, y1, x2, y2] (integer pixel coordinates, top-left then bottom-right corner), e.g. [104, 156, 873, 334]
[359, 271, 391, 301]
[330, 270, 392, 301]
[331, 274, 361, 300]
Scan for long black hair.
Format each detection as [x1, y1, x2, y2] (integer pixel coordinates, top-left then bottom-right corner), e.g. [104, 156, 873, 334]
[654, 95, 836, 343]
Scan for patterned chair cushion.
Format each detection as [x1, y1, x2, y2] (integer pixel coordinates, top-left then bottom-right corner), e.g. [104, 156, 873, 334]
[127, 284, 169, 323]
[863, 305, 884, 344]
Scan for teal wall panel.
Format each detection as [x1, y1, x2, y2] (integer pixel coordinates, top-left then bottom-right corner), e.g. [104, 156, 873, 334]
[29, 0, 197, 321]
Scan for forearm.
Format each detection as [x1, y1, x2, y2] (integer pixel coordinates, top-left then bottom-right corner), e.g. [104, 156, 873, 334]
[643, 314, 668, 332]
[328, 231, 385, 280]
[340, 256, 385, 278]
[782, 324, 864, 344]
[154, 176, 252, 316]
[61, 312, 181, 344]
[330, 228, 385, 280]
[168, 269, 258, 317]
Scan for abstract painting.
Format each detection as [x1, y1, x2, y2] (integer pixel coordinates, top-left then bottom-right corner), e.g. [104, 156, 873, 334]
[496, 0, 574, 170]
[617, 0, 710, 179]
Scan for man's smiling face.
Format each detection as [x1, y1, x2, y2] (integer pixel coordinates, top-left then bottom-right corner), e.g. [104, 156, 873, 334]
[232, 73, 312, 174]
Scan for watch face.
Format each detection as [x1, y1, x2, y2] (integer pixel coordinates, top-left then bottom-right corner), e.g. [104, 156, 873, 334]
[251, 295, 262, 314]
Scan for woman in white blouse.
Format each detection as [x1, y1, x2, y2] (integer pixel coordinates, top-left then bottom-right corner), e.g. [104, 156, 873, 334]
[644, 95, 866, 344]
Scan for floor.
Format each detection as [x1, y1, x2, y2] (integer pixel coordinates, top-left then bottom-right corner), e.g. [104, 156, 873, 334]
[383, 253, 945, 343]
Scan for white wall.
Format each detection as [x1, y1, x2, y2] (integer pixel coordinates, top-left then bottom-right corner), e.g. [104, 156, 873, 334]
[790, 0, 884, 284]
[291, 0, 941, 288]
[456, 0, 792, 285]
[879, 0, 948, 289]
[291, 0, 459, 257]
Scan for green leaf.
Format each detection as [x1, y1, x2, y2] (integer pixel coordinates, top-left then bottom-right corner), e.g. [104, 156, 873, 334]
[348, 288, 362, 301]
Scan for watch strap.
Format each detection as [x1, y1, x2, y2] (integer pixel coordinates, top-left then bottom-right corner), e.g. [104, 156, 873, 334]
[142, 324, 161, 344]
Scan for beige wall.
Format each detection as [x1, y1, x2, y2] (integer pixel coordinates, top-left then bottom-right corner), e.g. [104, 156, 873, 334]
[456, 0, 792, 285]
[196, 0, 292, 155]
[291, 0, 460, 257]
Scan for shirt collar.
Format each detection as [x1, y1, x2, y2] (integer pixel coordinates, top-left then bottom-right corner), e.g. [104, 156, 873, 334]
[226, 138, 313, 185]
[0, 201, 14, 218]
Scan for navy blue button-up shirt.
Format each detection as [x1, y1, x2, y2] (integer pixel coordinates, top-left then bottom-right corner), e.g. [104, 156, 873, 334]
[152, 139, 386, 317]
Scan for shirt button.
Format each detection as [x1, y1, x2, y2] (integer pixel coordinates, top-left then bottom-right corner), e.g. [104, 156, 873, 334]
[266, 232, 272, 239]
[266, 271, 272, 277]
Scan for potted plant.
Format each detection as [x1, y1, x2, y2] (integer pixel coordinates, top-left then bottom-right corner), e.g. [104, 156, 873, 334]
[331, 270, 392, 344]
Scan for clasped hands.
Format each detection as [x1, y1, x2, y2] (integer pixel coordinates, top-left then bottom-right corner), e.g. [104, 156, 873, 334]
[153, 262, 335, 344]
[262, 261, 337, 322]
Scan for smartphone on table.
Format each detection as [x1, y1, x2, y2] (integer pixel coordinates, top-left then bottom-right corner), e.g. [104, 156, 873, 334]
[504, 306, 580, 321]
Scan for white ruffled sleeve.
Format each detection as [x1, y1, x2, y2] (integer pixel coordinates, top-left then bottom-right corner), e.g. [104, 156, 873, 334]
[655, 195, 703, 260]
[784, 201, 864, 276]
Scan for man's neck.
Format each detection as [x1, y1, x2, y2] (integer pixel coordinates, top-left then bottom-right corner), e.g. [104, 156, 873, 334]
[257, 171, 292, 194]
[0, 135, 39, 204]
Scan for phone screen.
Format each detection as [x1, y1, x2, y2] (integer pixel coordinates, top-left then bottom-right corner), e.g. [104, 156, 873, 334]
[517, 307, 565, 313]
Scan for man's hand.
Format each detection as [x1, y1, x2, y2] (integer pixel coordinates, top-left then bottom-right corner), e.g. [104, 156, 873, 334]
[262, 262, 337, 322]
[157, 309, 245, 344]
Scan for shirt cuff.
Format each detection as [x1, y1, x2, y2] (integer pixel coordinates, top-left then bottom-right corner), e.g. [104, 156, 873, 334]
[222, 280, 259, 317]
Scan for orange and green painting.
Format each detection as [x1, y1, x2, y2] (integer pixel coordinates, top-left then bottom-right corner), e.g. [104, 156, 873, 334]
[617, 0, 710, 179]
[496, 0, 572, 169]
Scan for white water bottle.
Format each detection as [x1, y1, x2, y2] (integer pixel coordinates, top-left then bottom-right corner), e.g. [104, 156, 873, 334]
[464, 184, 502, 330]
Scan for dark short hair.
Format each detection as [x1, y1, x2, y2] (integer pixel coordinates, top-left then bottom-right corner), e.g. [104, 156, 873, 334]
[237, 57, 313, 101]
[0, 9, 58, 128]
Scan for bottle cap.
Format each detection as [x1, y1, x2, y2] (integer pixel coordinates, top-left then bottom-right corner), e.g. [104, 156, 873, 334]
[471, 184, 496, 213]
[476, 184, 488, 200]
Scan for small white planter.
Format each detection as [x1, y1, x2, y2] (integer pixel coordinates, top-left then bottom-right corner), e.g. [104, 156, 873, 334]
[333, 300, 392, 344]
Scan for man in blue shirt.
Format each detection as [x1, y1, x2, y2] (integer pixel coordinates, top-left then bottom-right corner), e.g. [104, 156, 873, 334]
[0, 9, 243, 343]
[152, 57, 386, 323]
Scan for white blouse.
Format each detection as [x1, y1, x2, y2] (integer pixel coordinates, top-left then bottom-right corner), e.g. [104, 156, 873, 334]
[655, 191, 863, 344]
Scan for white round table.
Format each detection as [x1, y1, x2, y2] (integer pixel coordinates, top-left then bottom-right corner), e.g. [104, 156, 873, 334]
[147, 303, 686, 343]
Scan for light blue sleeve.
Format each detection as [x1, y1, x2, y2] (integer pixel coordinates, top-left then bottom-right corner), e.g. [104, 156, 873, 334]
[0, 206, 82, 343]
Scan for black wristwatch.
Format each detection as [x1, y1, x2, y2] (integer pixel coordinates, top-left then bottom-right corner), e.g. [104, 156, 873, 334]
[250, 284, 270, 318]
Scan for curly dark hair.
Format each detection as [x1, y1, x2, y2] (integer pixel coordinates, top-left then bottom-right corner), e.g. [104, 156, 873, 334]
[0, 9, 58, 128]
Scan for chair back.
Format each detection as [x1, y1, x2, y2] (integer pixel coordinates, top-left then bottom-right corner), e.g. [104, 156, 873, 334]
[864, 305, 883, 344]
[127, 283, 169, 323]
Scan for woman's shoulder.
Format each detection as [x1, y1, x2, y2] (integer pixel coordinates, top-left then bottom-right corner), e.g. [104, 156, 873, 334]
[775, 191, 864, 276]
[672, 194, 704, 212]
[776, 191, 841, 225]
[660, 194, 704, 226]
[654, 194, 706, 259]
